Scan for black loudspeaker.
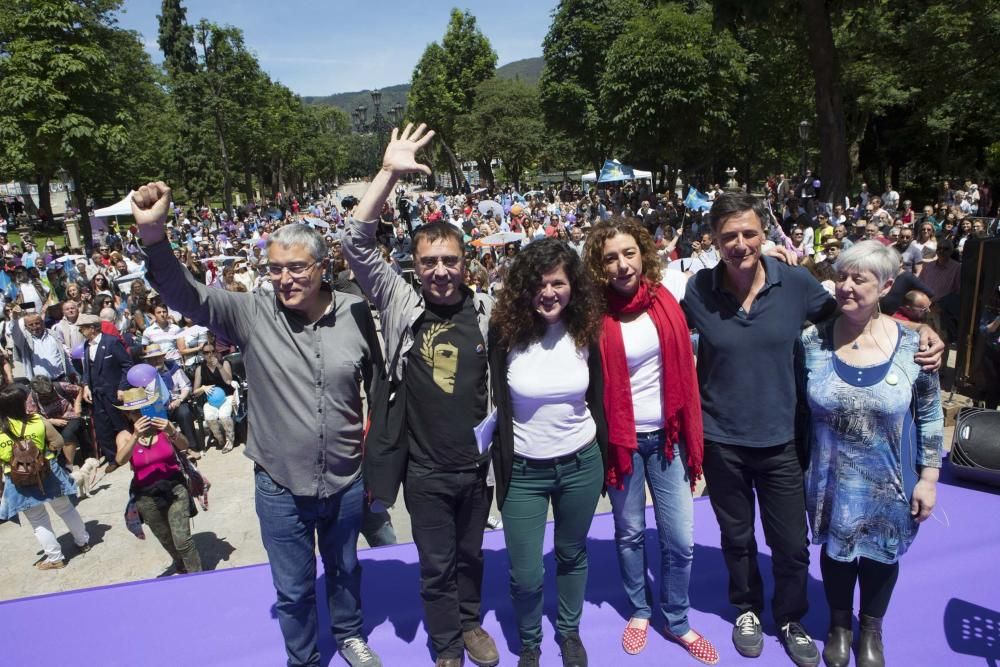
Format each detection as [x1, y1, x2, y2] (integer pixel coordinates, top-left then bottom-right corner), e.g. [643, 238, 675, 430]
[955, 237, 1000, 400]
[948, 407, 1000, 487]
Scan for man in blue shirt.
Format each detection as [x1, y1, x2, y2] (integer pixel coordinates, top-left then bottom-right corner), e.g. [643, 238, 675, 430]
[683, 193, 942, 667]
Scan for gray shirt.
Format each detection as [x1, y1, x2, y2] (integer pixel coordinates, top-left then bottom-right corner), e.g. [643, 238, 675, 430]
[144, 240, 380, 498]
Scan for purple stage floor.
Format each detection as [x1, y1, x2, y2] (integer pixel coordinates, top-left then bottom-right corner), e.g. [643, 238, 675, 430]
[2, 463, 999, 666]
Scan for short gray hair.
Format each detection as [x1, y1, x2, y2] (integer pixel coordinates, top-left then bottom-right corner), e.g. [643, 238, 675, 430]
[834, 240, 900, 288]
[267, 224, 327, 263]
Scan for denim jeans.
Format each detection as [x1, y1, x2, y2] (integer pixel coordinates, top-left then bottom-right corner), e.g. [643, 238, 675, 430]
[500, 441, 603, 649]
[255, 467, 364, 667]
[608, 433, 694, 636]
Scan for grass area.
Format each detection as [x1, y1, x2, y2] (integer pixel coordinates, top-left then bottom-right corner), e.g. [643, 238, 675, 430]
[7, 231, 67, 249]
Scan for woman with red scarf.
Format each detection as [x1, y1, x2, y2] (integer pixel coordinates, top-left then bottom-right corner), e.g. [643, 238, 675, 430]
[584, 219, 718, 665]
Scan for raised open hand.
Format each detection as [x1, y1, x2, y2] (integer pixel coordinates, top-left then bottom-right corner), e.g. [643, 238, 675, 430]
[130, 181, 172, 244]
[381, 123, 435, 176]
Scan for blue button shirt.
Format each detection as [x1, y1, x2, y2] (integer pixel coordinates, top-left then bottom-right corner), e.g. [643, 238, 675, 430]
[682, 255, 835, 447]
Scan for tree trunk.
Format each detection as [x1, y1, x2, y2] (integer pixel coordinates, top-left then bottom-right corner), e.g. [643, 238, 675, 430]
[69, 162, 93, 255]
[801, 0, 850, 206]
[212, 111, 233, 216]
[36, 174, 53, 224]
[477, 158, 495, 190]
[436, 137, 464, 192]
[242, 167, 254, 204]
[276, 157, 285, 195]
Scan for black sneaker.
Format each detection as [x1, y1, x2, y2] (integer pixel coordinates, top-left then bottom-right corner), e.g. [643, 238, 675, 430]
[779, 622, 820, 667]
[558, 632, 588, 667]
[732, 611, 764, 657]
[517, 647, 540, 667]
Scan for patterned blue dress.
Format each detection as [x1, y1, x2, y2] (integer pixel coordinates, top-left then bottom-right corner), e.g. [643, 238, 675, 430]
[800, 321, 943, 564]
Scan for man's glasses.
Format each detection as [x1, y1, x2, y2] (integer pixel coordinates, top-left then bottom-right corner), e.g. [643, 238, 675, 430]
[267, 262, 318, 278]
[417, 256, 461, 270]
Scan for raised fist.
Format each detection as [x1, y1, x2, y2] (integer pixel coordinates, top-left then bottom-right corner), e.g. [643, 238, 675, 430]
[130, 181, 172, 244]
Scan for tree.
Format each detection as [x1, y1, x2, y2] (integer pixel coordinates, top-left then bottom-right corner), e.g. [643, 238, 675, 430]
[599, 2, 748, 188]
[158, 0, 218, 204]
[455, 79, 545, 190]
[407, 9, 496, 190]
[194, 20, 264, 215]
[539, 0, 649, 175]
[0, 0, 149, 250]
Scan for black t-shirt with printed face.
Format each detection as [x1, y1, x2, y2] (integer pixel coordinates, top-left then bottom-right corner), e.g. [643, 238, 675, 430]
[405, 291, 488, 470]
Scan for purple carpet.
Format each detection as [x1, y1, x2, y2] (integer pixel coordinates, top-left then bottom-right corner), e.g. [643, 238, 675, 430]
[3, 463, 998, 666]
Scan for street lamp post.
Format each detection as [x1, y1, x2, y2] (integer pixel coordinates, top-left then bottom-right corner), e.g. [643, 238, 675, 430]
[351, 91, 399, 175]
[798, 120, 810, 179]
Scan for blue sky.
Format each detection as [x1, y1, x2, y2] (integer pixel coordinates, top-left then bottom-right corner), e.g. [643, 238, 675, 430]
[115, 1, 559, 96]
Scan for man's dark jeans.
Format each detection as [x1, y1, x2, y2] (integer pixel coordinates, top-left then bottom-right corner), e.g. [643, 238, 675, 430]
[255, 468, 364, 667]
[403, 462, 492, 660]
[702, 440, 810, 626]
[169, 402, 199, 451]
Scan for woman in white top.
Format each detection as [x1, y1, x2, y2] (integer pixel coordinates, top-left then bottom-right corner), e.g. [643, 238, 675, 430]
[488, 238, 607, 667]
[583, 219, 718, 665]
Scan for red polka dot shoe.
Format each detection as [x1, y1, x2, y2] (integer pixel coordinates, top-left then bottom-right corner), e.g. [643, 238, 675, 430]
[622, 619, 649, 655]
[666, 629, 720, 665]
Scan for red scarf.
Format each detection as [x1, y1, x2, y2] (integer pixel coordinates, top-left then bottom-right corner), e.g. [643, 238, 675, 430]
[600, 280, 704, 490]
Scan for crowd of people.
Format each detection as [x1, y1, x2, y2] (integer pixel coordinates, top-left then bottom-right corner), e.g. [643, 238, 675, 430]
[0, 121, 993, 667]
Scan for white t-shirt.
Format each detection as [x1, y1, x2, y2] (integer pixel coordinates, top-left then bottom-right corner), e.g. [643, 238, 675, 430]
[507, 321, 596, 459]
[661, 270, 689, 302]
[621, 313, 664, 432]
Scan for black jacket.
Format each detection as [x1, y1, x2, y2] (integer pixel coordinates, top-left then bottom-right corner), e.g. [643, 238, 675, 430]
[487, 327, 609, 509]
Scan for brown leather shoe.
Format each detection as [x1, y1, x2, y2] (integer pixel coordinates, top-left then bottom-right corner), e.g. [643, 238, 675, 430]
[435, 657, 463, 667]
[36, 559, 66, 570]
[463, 626, 499, 667]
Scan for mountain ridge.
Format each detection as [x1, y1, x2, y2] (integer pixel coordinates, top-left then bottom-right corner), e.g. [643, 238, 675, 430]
[303, 56, 544, 117]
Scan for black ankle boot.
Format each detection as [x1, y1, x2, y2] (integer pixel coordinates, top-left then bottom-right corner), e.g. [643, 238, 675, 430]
[856, 614, 884, 667]
[823, 609, 852, 667]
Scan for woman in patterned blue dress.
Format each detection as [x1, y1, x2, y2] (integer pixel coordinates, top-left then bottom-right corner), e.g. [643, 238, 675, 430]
[799, 241, 943, 667]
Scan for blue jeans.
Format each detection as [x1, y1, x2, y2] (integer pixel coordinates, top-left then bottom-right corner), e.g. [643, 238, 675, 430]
[608, 433, 694, 636]
[255, 468, 364, 667]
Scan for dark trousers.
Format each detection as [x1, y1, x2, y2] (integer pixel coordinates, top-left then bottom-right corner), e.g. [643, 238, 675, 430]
[403, 462, 492, 659]
[169, 402, 199, 451]
[703, 440, 810, 626]
[92, 392, 128, 463]
[820, 548, 899, 618]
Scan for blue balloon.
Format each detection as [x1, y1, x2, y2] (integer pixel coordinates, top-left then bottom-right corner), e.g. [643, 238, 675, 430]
[206, 387, 227, 408]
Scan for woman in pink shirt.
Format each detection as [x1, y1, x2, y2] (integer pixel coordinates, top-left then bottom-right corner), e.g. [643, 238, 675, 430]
[115, 387, 202, 574]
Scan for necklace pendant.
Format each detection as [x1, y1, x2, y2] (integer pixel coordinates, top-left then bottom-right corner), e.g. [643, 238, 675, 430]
[851, 341, 860, 350]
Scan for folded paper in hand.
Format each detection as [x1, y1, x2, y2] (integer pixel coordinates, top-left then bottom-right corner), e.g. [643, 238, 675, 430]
[474, 409, 497, 455]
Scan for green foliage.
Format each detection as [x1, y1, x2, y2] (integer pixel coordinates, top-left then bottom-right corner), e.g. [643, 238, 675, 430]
[440, 9, 498, 113]
[455, 78, 546, 189]
[600, 2, 748, 171]
[158, 0, 197, 76]
[407, 9, 498, 184]
[0, 0, 132, 171]
[539, 0, 650, 171]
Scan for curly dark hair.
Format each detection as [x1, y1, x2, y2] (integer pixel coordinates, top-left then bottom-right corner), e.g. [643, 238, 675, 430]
[492, 238, 601, 351]
[582, 217, 662, 306]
